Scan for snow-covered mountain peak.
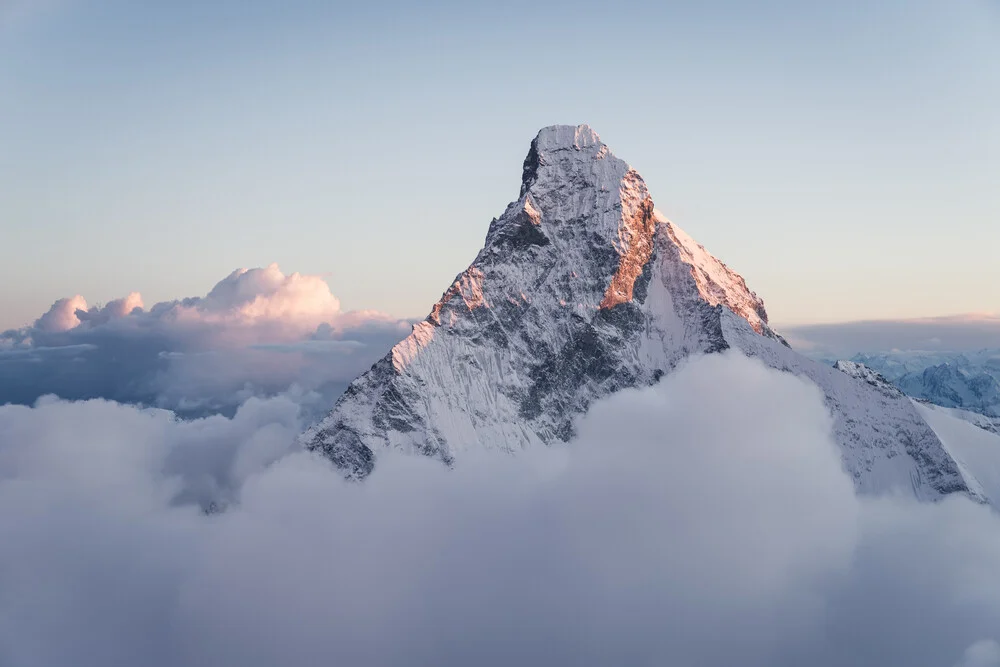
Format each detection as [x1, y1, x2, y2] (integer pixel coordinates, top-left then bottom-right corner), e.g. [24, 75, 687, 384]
[519, 124, 617, 197]
[532, 124, 602, 151]
[304, 126, 970, 504]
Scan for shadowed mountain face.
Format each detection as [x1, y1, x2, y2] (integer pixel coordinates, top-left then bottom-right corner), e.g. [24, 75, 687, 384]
[305, 125, 968, 502]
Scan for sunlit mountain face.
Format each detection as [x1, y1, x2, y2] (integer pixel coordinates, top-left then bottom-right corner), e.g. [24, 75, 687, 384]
[3, 124, 1000, 667]
[305, 125, 984, 506]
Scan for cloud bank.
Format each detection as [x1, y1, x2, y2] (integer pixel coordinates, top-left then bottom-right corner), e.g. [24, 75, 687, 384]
[0, 264, 411, 418]
[784, 314, 1000, 359]
[1, 352, 998, 666]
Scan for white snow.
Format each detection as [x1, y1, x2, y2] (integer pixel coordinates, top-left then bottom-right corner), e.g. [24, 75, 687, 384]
[305, 124, 973, 503]
[662, 214, 769, 335]
[917, 401, 1000, 505]
[854, 350, 1000, 418]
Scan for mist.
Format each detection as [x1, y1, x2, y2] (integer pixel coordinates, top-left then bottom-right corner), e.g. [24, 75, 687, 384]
[1, 352, 998, 666]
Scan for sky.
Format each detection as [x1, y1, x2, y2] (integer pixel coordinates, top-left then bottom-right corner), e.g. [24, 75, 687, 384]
[3, 5, 1000, 662]
[1, 0, 997, 331]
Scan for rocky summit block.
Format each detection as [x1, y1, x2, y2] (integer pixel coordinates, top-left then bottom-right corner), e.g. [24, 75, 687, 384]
[304, 124, 970, 503]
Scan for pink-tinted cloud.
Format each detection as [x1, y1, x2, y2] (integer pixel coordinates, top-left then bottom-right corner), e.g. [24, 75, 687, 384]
[33, 264, 357, 344]
[182, 264, 342, 331]
[76, 292, 144, 325]
[0, 264, 412, 417]
[34, 295, 89, 333]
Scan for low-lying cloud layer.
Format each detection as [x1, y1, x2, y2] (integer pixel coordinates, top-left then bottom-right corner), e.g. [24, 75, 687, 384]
[1, 353, 998, 666]
[785, 314, 1000, 359]
[0, 264, 411, 418]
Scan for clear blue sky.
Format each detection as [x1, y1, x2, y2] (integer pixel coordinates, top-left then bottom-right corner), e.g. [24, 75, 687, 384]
[1, 0, 997, 330]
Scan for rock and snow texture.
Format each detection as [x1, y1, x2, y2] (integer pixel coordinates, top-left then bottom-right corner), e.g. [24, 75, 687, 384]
[305, 124, 968, 501]
[916, 402, 1000, 436]
[853, 351, 1000, 419]
[832, 360, 904, 399]
[917, 402, 1000, 505]
[898, 364, 1000, 418]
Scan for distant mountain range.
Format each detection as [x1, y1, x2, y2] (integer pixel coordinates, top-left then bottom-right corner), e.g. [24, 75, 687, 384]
[850, 350, 1000, 422]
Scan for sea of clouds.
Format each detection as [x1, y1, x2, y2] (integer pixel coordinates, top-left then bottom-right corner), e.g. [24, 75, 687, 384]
[2, 269, 1000, 666]
[2, 343, 1000, 664]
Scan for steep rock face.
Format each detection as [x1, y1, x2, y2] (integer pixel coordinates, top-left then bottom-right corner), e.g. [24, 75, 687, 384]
[305, 125, 967, 501]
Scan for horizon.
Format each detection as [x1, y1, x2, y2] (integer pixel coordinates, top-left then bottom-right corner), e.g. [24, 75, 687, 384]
[4, 114, 997, 354]
[4, 4, 1000, 666]
[2, 247, 998, 332]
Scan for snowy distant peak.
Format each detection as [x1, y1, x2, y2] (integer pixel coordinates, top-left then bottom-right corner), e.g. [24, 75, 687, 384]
[899, 363, 1000, 418]
[855, 351, 1000, 420]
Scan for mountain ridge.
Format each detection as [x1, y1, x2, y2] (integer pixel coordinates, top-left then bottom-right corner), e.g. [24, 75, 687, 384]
[304, 124, 970, 502]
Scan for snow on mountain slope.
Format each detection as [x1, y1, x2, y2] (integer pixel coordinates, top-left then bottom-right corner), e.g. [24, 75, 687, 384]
[722, 324, 966, 498]
[898, 364, 1000, 418]
[831, 360, 903, 398]
[854, 351, 1000, 419]
[304, 124, 969, 502]
[915, 402, 1000, 436]
[917, 402, 1000, 505]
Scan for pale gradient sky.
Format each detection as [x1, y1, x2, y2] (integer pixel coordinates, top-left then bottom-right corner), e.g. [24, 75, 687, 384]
[1, 0, 997, 330]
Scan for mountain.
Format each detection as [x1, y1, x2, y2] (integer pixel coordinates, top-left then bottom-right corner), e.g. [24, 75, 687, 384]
[854, 351, 1000, 419]
[916, 402, 1000, 505]
[305, 124, 969, 502]
[898, 364, 1000, 417]
[831, 360, 904, 399]
[916, 402, 1000, 437]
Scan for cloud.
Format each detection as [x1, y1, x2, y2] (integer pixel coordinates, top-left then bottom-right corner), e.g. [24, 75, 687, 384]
[164, 264, 343, 341]
[955, 640, 1000, 667]
[0, 352, 998, 666]
[34, 295, 90, 333]
[784, 313, 1000, 359]
[0, 264, 411, 418]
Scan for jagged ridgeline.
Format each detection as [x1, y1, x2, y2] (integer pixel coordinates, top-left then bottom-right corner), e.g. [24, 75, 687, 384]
[303, 125, 969, 503]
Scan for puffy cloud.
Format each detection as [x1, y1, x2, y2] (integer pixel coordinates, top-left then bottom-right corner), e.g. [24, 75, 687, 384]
[956, 641, 1000, 667]
[0, 352, 998, 666]
[0, 264, 411, 417]
[76, 292, 144, 325]
[34, 295, 89, 333]
[196, 265, 339, 324]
